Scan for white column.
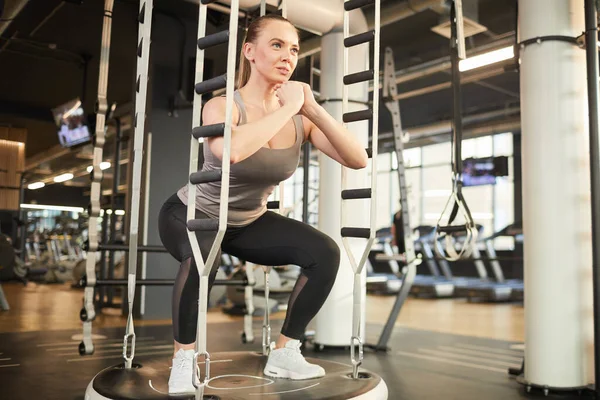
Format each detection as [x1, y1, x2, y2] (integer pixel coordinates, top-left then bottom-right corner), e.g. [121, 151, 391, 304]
[519, 0, 594, 388]
[314, 30, 370, 346]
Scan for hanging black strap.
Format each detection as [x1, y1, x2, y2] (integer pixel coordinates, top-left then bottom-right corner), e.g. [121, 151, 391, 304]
[447, 0, 463, 227]
[435, 0, 477, 252]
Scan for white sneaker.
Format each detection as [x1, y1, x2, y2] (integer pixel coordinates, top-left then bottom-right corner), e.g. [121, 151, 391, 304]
[263, 340, 325, 380]
[168, 349, 196, 394]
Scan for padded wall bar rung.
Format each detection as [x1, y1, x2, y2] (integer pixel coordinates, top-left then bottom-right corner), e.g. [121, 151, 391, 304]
[266, 201, 280, 209]
[343, 69, 374, 85]
[344, 30, 375, 48]
[195, 74, 227, 95]
[192, 123, 225, 139]
[344, 0, 374, 11]
[190, 170, 222, 185]
[343, 109, 373, 123]
[197, 30, 230, 50]
[187, 218, 219, 231]
[138, 3, 145, 23]
[341, 188, 372, 200]
[341, 227, 371, 239]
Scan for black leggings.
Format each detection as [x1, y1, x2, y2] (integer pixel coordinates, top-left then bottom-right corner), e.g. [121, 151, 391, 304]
[158, 193, 340, 344]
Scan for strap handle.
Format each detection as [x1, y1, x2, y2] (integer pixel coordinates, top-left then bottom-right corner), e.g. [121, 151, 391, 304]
[435, 177, 478, 261]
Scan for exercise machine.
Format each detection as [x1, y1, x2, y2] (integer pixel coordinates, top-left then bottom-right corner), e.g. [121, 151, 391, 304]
[366, 229, 403, 295]
[456, 223, 524, 302]
[363, 44, 421, 352]
[409, 225, 455, 297]
[83, 1, 388, 399]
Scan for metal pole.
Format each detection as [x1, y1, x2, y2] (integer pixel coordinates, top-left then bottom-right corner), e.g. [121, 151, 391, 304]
[584, 0, 600, 395]
[108, 117, 122, 306]
[18, 176, 26, 261]
[100, 210, 109, 307]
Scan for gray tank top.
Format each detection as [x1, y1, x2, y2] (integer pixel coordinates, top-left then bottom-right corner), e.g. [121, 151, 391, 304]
[177, 91, 304, 226]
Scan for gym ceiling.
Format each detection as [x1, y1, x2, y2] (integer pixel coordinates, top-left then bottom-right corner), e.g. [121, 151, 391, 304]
[0, 0, 518, 194]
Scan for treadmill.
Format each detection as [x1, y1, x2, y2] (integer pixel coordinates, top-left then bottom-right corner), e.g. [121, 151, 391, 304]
[502, 224, 525, 301]
[369, 226, 456, 297]
[408, 225, 455, 298]
[366, 228, 403, 295]
[448, 224, 496, 297]
[455, 223, 524, 302]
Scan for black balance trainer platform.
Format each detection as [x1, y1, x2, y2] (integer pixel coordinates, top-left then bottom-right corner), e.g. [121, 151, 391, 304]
[86, 351, 387, 400]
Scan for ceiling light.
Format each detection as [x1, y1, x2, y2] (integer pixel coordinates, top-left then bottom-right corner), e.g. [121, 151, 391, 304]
[27, 182, 45, 190]
[62, 99, 82, 119]
[53, 173, 74, 183]
[86, 162, 111, 173]
[20, 204, 84, 212]
[459, 46, 514, 72]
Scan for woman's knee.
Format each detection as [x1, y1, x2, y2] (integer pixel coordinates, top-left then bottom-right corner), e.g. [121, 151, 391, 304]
[158, 203, 189, 262]
[316, 235, 341, 280]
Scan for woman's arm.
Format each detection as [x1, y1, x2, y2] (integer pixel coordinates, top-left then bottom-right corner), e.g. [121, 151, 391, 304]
[304, 106, 368, 170]
[204, 82, 304, 164]
[300, 83, 368, 170]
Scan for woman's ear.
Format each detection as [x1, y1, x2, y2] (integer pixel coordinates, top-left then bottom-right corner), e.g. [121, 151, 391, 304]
[243, 42, 255, 63]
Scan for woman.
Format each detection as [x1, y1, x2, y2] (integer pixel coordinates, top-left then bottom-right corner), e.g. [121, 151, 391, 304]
[158, 14, 368, 394]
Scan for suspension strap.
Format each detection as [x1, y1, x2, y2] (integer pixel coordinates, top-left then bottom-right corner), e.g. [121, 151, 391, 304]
[80, 0, 114, 357]
[341, 0, 381, 380]
[189, 1, 240, 397]
[434, 0, 478, 261]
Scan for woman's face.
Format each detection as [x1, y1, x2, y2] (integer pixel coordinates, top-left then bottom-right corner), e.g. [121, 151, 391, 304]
[245, 20, 300, 84]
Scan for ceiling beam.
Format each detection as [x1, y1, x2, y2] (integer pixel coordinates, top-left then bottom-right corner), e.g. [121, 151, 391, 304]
[24, 114, 132, 172]
[25, 145, 71, 171]
[0, 100, 54, 122]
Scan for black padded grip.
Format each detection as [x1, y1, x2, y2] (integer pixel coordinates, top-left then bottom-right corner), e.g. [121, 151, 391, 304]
[197, 30, 230, 50]
[344, 0, 374, 11]
[342, 188, 372, 200]
[343, 70, 374, 85]
[344, 30, 375, 48]
[138, 3, 145, 24]
[267, 201, 280, 209]
[190, 170, 222, 184]
[341, 227, 371, 239]
[187, 219, 219, 231]
[192, 123, 225, 139]
[343, 109, 373, 123]
[195, 75, 227, 95]
[437, 225, 469, 233]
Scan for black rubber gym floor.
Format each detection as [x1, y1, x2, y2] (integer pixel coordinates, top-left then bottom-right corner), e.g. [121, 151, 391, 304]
[0, 320, 589, 400]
